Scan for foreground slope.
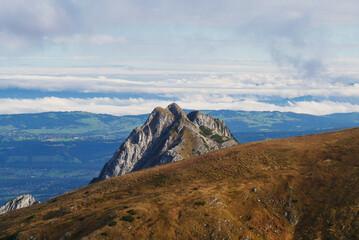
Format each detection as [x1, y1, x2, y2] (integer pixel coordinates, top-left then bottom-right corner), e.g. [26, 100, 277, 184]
[1, 128, 359, 239]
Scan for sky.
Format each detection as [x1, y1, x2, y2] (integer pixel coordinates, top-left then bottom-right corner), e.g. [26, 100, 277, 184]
[0, 0, 358, 116]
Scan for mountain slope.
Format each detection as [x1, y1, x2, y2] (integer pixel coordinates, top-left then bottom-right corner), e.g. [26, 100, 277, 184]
[90, 103, 237, 183]
[1, 127, 358, 239]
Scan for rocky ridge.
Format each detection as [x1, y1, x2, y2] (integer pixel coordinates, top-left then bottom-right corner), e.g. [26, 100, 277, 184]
[0, 194, 37, 215]
[90, 103, 237, 183]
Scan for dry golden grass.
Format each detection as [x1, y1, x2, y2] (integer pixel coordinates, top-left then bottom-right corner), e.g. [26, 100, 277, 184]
[1, 128, 359, 239]
[178, 128, 199, 158]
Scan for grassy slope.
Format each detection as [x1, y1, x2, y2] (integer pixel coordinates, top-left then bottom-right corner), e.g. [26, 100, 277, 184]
[1, 128, 359, 239]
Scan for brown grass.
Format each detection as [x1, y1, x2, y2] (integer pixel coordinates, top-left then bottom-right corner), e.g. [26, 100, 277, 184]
[1, 128, 359, 239]
[178, 128, 198, 158]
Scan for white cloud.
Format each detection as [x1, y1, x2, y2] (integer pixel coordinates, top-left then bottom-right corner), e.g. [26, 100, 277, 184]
[0, 72, 358, 98]
[82, 0, 359, 26]
[0, 32, 31, 50]
[1, 0, 358, 51]
[0, 97, 171, 116]
[0, 0, 78, 50]
[284, 101, 359, 115]
[47, 34, 127, 45]
[0, 96, 358, 116]
[176, 95, 359, 115]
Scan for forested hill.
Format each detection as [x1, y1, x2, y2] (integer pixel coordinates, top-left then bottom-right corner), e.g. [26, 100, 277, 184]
[0, 111, 148, 138]
[1, 110, 358, 142]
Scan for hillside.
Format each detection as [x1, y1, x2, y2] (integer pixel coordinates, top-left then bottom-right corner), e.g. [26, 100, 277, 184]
[1, 110, 358, 142]
[0, 111, 148, 138]
[203, 110, 359, 143]
[1, 128, 358, 239]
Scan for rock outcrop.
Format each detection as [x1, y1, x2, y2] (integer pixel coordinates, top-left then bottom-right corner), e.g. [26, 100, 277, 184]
[0, 194, 37, 215]
[90, 103, 238, 183]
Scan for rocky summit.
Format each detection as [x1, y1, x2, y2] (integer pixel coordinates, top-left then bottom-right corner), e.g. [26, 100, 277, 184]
[0, 194, 37, 215]
[90, 103, 237, 183]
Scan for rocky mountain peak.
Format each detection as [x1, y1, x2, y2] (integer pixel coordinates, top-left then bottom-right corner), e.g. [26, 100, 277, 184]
[145, 107, 173, 124]
[166, 102, 187, 120]
[152, 106, 172, 116]
[0, 194, 38, 215]
[187, 110, 201, 121]
[90, 103, 238, 184]
[188, 110, 234, 138]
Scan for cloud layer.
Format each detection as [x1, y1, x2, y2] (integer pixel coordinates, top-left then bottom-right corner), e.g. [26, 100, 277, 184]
[0, 96, 358, 116]
[1, 0, 358, 50]
[0, 72, 358, 98]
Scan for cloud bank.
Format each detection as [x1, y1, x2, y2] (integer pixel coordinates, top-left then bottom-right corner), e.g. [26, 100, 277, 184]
[0, 72, 358, 98]
[0, 96, 358, 116]
[1, 0, 358, 50]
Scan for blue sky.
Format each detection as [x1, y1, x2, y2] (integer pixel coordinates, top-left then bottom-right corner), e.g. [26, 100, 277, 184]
[0, 0, 358, 116]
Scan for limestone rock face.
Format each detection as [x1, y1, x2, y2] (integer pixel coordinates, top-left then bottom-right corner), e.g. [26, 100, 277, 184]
[0, 194, 37, 215]
[90, 103, 238, 183]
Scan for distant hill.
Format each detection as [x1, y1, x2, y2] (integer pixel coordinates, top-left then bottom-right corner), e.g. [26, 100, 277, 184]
[1, 110, 358, 142]
[0, 111, 148, 137]
[0, 110, 358, 204]
[201, 110, 359, 142]
[2, 110, 357, 170]
[1, 127, 358, 239]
